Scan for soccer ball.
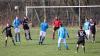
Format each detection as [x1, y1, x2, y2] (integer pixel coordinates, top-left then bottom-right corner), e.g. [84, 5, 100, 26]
[14, 6, 19, 10]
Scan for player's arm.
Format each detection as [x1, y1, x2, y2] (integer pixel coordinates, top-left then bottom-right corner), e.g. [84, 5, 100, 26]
[77, 30, 80, 38]
[2, 27, 6, 33]
[46, 23, 49, 29]
[65, 28, 69, 38]
[10, 25, 14, 28]
[52, 20, 55, 28]
[58, 29, 60, 37]
[84, 31, 88, 40]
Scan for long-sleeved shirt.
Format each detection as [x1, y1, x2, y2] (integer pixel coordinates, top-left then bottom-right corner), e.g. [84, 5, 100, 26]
[13, 18, 21, 28]
[2, 25, 13, 35]
[58, 27, 69, 39]
[83, 21, 90, 30]
[40, 22, 48, 32]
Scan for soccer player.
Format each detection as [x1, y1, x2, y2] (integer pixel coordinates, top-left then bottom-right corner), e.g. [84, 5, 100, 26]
[39, 19, 48, 45]
[89, 19, 96, 43]
[58, 24, 69, 50]
[13, 16, 21, 43]
[2, 23, 15, 47]
[22, 16, 32, 40]
[52, 16, 62, 40]
[76, 26, 87, 53]
[83, 19, 90, 39]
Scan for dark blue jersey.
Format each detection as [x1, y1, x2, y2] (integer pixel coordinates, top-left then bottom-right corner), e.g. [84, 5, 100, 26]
[22, 19, 29, 30]
[90, 22, 96, 31]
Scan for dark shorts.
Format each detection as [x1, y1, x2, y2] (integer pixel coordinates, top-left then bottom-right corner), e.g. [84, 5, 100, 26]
[23, 25, 29, 30]
[90, 29, 96, 34]
[6, 34, 12, 37]
[53, 27, 59, 31]
[77, 40, 85, 46]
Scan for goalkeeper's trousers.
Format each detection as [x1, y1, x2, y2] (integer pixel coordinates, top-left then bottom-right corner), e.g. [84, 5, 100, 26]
[15, 33, 21, 42]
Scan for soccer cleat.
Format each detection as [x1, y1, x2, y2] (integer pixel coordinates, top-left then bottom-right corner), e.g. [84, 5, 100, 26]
[66, 48, 69, 50]
[58, 48, 61, 50]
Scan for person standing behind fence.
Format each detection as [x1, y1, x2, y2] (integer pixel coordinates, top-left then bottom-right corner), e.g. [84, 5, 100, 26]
[13, 16, 21, 44]
[39, 19, 48, 45]
[22, 16, 32, 40]
[52, 16, 62, 40]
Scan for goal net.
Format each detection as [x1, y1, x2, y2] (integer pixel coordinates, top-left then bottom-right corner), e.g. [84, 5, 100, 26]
[26, 5, 100, 26]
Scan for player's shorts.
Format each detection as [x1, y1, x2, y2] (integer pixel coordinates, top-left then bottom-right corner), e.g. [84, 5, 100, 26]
[23, 25, 29, 30]
[40, 31, 46, 37]
[6, 33, 12, 37]
[90, 29, 96, 34]
[14, 28, 20, 33]
[77, 40, 85, 46]
[85, 30, 90, 36]
[54, 27, 59, 31]
[58, 38, 66, 44]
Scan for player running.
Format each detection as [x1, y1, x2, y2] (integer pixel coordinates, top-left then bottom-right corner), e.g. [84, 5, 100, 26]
[76, 26, 88, 53]
[89, 19, 96, 43]
[39, 19, 48, 45]
[52, 16, 62, 40]
[2, 23, 15, 47]
[22, 16, 32, 40]
[58, 24, 69, 50]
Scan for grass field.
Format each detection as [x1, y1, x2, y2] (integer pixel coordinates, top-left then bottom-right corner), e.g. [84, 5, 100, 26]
[0, 27, 100, 56]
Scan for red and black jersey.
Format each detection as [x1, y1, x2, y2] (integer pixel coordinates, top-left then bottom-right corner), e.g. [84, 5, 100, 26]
[53, 19, 62, 27]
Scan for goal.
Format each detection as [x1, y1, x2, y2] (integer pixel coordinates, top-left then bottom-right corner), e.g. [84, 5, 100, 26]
[25, 5, 100, 26]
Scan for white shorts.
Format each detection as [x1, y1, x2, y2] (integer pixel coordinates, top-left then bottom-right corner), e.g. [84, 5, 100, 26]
[14, 28, 20, 33]
[58, 38, 66, 44]
[40, 31, 46, 37]
[85, 30, 90, 35]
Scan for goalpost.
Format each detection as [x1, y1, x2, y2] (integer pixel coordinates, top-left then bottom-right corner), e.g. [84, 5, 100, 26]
[25, 5, 100, 26]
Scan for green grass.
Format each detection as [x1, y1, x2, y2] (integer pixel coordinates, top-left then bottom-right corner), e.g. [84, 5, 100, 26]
[0, 27, 100, 56]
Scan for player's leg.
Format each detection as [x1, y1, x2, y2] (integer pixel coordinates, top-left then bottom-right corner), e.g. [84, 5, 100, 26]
[76, 41, 80, 53]
[41, 31, 46, 44]
[92, 30, 96, 43]
[39, 31, 43, 45]
[24, 30, 27, 38]
[58, 38, 62, 50]
[82, 41, 85, 53]
[15, 29, 17, 42]
[15, 28, 19, 42]
[63, 38, 69, 50]
[52, 27, 57, 40]
[85, 30, 90, 40]
[17, 28, 21, 42]
[5, 36, 8, 47]
[28, 29, 32, 40]
[25, 30, 29, 40]
[10, 36, 16, 46]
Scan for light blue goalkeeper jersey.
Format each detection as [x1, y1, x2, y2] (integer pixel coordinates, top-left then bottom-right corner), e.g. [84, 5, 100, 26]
[58, 27, 69, 39]
[83, 21, 90, 30]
